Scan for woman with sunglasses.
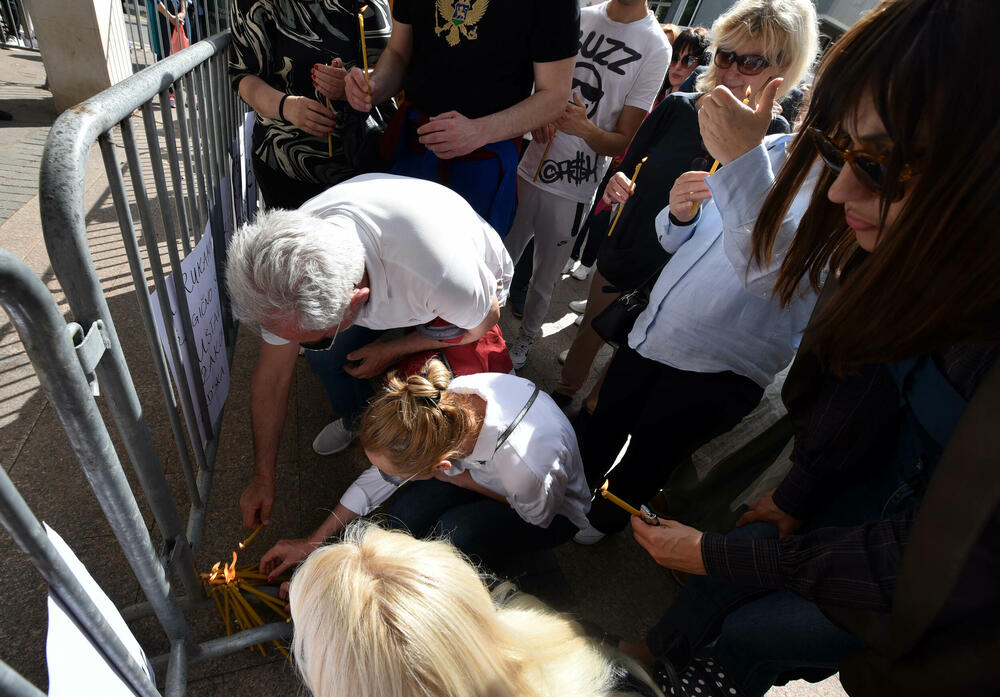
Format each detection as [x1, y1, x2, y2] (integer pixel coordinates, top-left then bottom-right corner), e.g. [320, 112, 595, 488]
[553, 0, 811, 418]
[260, 359, 591, 579]
[620, 0, 1000, 694]
[655, 27, 710, 107]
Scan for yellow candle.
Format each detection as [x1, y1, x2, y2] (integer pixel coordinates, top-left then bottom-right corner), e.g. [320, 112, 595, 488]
[607, 157, 647, 236]
[238, 522, 264, 550]
[532, 135, 555, 182]
[358, 6, 371, 93]
[599, 480, 644, 517]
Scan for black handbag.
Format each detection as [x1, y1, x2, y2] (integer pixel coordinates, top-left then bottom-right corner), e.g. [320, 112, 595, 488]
[590, 260, 668, 348]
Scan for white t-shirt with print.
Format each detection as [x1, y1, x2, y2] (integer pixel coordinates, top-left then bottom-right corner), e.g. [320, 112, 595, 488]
[259, 174, 513, 345]
[517, 2, 671, 203]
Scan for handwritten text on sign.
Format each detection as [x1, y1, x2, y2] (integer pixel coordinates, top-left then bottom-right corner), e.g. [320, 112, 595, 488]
[151, 230, 230, 448]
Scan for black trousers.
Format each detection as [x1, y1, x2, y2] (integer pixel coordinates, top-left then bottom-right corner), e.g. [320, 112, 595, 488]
[581, 344, 765, 533]
[252, 153, 332, 210]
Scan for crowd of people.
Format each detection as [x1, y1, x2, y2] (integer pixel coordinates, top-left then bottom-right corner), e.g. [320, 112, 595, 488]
[225, 0, 999, 695]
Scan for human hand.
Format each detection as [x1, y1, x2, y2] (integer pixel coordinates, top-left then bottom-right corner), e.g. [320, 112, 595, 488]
[698, 78, 782, 165]
[668, 170, 712, 222]
[259, 537, 320, 581]
[736, 489, 802, 537]
[344, 341, 398, 379]
[555, 92, 593, 139]
[530, 123, 557, 144]
[240, 474, 274, 529]
[417, 111, 487, 159]
[602, 171, 636, 206]
[283, 95, 336, 137]
[344, 66, 375, 112]
[312, 58, 347, 101]
[631, 516, 706, 574]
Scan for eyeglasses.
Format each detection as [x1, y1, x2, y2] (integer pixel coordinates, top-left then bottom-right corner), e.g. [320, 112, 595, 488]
[714, 49, 770, 76]
[671, 53, 700, 68]
[377, 468, 420, 487]
[808, 127, 916, 199]
[298, 315, 344, 352]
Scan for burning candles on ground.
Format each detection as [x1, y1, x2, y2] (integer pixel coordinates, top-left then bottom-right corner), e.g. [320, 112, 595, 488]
[689, 86, 752, 217]
[203, 540, 291, 659]
[608, 157, 648, 236]
[358, 5, 371, 94]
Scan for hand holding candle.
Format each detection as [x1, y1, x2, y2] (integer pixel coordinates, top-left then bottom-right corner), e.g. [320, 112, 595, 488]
[689, 85, 753, 217]
[599, 480, 659, 525]
[607, 157, 648, 236]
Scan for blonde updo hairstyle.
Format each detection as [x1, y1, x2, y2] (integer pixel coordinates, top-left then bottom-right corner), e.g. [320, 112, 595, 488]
[695, 0, 819, 100]
[289, 522, 615, 697]
[359, 359, 479, 477]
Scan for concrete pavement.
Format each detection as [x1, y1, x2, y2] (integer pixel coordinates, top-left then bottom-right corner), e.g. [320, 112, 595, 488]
[0, 45, 844, 697]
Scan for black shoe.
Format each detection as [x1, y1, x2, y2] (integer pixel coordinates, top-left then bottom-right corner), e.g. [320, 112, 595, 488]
[549, 390, 572, 408]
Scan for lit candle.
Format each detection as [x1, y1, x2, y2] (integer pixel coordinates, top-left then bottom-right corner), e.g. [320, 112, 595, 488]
[689, 86, 752, 216]
[607, 157, 648, 236]
[599, 479, 643, 517]
[238, 522, 265, 550]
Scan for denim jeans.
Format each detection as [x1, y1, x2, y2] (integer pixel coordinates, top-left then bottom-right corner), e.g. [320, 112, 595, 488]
[387, 477, 578, 573]
[303, 324, 382, 428]
[647, 523, 865, 697]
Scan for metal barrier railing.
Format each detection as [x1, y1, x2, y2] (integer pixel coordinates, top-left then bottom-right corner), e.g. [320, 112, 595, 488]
[28, 30, 288, 692]
[120, 0, 230, 71]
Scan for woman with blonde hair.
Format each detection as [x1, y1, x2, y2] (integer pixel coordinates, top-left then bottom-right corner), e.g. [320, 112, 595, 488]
[261, 359, 591, 578]
[289, 523, 662, 697]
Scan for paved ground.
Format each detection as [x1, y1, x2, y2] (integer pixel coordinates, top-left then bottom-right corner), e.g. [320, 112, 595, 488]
[0, 45, 845, 697]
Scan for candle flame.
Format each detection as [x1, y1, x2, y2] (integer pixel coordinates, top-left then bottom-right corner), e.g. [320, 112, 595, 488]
[359, 3, 368, 12]
[223, 551, 237, 584]
[745, 85, 752, 99]
[600, 479, 609, 493]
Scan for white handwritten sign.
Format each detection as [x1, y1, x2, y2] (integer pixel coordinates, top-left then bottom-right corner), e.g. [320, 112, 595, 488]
[150, 229, 230, 448]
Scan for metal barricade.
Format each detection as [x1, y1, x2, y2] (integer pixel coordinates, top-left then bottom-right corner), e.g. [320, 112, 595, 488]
[28, 31, 288, 693]
[0, 0, 35, 50]
[120, 0, 230, 70]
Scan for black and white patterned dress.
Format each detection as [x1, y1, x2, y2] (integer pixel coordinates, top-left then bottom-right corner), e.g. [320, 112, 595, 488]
[229, 0, 390, 186]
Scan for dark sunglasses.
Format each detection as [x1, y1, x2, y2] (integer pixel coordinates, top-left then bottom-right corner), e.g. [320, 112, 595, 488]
[714, 49, 770, 76]
[671, 53, 701, 68]
[808, 127, 916, 199]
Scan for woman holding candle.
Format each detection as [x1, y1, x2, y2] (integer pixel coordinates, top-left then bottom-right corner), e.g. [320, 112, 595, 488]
[228, 0, 391, 210]
[288, 522, 665, 697]
[553, 0, 803, 416]
[260, 359, 591, 578]
[619, 1, 1000, 694]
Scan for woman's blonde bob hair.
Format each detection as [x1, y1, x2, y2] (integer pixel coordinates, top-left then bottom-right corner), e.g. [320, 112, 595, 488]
[696, 0, 818, 99]
[288, 522, 615, 697]
[358, 359, 479, 477]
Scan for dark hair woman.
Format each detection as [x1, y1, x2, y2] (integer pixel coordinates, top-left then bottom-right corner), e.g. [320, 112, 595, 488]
[617, 1, 1000, 695]
[654, 27, 711, 106]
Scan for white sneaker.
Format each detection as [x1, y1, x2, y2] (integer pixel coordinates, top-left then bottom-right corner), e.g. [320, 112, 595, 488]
[507, 331, 534, 370]
[575, 314, 583, 326]
[573, 522, 606, 545]
[312, 419, 358, 455]
[571, 263, 592, 281]
[561, 258, 577, 275]
[568, 299, 588, 314]
[558, 348, 569, 364]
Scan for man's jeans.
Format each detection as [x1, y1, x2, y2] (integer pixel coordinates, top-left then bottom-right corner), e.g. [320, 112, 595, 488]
[303, 324, 382, 428]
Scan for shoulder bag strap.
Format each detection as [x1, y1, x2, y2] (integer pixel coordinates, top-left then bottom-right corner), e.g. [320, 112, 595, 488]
[494, 386, 540, 455]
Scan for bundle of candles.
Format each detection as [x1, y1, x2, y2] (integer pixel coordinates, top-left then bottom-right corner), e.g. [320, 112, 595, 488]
[202, 524, 291, 660]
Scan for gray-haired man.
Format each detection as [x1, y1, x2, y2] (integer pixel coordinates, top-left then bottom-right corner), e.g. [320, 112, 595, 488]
[226, 174, 512, 528]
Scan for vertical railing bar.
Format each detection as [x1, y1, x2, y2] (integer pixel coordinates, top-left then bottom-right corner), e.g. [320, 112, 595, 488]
[195, 64, 219, 204]
[140, 99, 215, 446]
[99, 130, 202, 512]
[183, 71, 209, 236]
[157, 83, 193, 255]
[172, 81, 201, 247]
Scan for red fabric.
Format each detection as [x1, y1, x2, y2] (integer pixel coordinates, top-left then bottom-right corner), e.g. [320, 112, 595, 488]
[394, 324, 512, 379]
[170, 23, 190, 54]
